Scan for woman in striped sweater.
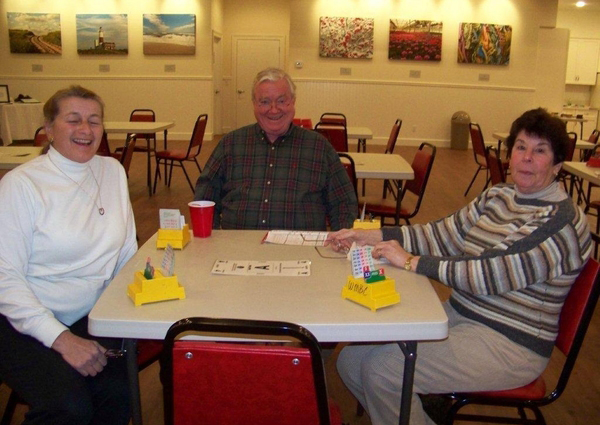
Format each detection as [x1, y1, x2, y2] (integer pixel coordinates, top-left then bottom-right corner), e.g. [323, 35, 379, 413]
[326, 108, 592, 425]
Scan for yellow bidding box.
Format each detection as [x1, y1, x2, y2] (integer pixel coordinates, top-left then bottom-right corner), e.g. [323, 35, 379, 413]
[156, 224, 190, 249]
[342, 276, 400, 311]
[127, 270, 186, 306]
[353, 219, 381, 230]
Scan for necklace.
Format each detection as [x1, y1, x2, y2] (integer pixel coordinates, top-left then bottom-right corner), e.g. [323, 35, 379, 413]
[48, 154, 105, 215]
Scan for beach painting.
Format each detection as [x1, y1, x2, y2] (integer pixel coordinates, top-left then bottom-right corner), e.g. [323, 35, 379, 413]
[319, 17, 374, 59]
[76, 14, 128, 55]
[143, 14, 196, 55]
[389, 20, 442, 61]
[7, 12, 62, 54]
[458, 22, 512, 65]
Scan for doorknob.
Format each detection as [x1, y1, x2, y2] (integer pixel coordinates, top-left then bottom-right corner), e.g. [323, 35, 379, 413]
[237, 89, 245, 94]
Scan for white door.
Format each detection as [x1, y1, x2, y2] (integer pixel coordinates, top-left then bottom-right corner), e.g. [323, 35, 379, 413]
[233, 36, 284, 128]
[212, 32, 223, 135]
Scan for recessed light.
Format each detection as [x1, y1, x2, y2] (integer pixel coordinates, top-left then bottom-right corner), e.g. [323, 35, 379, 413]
[576, 1, 586, 7]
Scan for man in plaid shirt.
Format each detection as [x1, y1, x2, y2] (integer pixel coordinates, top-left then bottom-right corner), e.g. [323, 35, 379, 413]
[194, 68, 357, 230]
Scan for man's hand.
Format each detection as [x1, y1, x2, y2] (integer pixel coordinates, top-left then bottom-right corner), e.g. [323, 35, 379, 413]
[51, 330, 107, 377]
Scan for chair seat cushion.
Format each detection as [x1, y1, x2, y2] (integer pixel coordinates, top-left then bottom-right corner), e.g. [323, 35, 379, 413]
[460, 377, 546, 400]
[361, 197, 408, 218]
[156, 149, 190, 160]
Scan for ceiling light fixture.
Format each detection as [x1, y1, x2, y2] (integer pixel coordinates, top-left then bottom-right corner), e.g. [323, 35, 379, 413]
[576, 1, 586, 7]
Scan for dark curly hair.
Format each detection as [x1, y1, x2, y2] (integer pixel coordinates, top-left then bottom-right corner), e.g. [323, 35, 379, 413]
[505, 108, 569, 165]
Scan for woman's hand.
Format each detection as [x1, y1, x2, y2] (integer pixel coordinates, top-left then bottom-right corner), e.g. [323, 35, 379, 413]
[51, 330, 108, 377]
[325, 228, 383, 253]
[372, 239, 417, 270]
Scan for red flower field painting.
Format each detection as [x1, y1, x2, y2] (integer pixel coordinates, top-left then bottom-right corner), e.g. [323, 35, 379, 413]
[389, 20, 442, 61]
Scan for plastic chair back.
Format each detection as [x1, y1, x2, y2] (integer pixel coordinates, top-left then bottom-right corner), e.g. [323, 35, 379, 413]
[162, 317, 340, 425]
[314, 122, 348, 152]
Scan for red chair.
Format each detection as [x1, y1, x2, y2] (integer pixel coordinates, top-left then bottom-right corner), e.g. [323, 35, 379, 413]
[464, 122, 509, 197]
[319, 112, 347, 126]
[485, 145, 506, 186]
[339, 153, 358, 201]
[293, 118, 302, 126]
[162, 317, 342, 425]
[379, 118, 403, 198]
[314, 122, 348, 152]
[96, 131, 112, 157]
[110, 134, 137, 177]
[442, 257, 600, 425]
[363, 143, 436, 226]
[33, 126, 48, 147]
[153, 114, 208, 194]
[301, 119, 313, 129]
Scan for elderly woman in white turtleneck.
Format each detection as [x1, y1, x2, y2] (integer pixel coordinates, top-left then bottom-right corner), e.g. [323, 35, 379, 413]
[0, 85, 136, 425]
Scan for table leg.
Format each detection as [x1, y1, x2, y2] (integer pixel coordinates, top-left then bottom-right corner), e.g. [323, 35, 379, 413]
[163, 130, 168, 183]
[397, 341, 417, 425]
[146, 138, 152, 196]
[357, 138, 367, 153]
[125, 338, 143, 425]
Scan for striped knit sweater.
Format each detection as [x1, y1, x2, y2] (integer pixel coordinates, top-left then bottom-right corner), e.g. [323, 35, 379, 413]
[383, 181, 591, 357]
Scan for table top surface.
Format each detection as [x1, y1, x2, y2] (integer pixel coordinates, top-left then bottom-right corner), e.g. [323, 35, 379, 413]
[104, 121, 175, 133]
[0, 146, 43, 170]
[348, 152, 414, 180]
[346, 126, 373, 139]
[563, 161, 600, 186]
[89, 230, 448, 343]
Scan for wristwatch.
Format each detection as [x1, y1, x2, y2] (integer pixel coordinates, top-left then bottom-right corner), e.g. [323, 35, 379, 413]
[404, 256, 414, 272]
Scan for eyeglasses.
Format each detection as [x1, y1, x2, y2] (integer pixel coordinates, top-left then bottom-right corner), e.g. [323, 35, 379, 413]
[255, 96, 292, 111]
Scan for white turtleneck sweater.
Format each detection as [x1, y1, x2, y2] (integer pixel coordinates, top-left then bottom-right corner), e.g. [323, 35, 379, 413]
[0, 146, 137, 348]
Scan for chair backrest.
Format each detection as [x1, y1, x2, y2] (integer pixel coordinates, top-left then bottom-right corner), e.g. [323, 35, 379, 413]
[319, 112, 346, 126]
[96, 131, 111, 156]
[469, 122, 487, 162]
[338, 153, 358, 200]
[396, 142, 436, 220]
[566, 132, 578, 162]
[314, 122, 348, 152]
[163, 317, 333, 425]
[385, 119, 402, 154]
[301, 118, 313, 129]
[588, 129, 599, 145]
[33, 126, 48, 147]
[119, 134, 137, 175]
[485, 146, 505, 185]
[551, 257, 600, 400]
[129, 109, 156, 140]
[185, 114, 208, 158]
[293, 118, 302, 126]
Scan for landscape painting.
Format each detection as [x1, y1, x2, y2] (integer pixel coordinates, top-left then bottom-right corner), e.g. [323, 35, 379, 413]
[389, 19, 442, 61]
[319, 17, 374, 59]
[143, 14, 196, 55]
[457, 22, 512, 65]
[7, 12, 62, 54]
[77, 14, 128, 55]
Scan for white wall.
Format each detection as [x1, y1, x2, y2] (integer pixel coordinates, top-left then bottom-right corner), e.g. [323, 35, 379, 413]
[0, 0, 578, 145]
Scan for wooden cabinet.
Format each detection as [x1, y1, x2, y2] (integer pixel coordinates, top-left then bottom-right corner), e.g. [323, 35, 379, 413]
[566, 39, 600, 85]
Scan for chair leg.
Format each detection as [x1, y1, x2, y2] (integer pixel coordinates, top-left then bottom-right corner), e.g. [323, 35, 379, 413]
[167, 160, 175, 188]
[2, 390, 21, 425]
[464, 166, 483, 197]
[153, 159, 162, 194]
[180, 163, 195, 194]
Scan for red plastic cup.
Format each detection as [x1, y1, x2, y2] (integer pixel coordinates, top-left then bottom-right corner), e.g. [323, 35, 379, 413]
[188, 201, 215, 238]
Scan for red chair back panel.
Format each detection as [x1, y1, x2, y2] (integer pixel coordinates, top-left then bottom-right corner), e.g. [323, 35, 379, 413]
[315, 125, 348, 152]
[293, 118, 302, 125]
[172, 341, 322, 425]
[385, 120, 401, 154]
[189, 115, 208, 155]
[301, 119, 313, 129]
[469, 123, 486, 158]
[405, 149, 432, 195]
[555, 258, 600, 355]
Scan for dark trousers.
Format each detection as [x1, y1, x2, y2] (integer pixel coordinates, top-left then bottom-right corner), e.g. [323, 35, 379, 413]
[0, 314, 130, 425]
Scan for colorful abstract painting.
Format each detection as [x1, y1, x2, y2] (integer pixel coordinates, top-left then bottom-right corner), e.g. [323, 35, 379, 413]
[389, 20, 442, 61]
[77, 14, 128, 55]
[457, 22, 512, 65]
[143, 14, 196, 55]
[319, 17, 374, 59]
[7, 12, 62, 54]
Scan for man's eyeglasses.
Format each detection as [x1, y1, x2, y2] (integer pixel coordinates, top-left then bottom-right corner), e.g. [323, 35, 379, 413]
[255, 96, 292, 110]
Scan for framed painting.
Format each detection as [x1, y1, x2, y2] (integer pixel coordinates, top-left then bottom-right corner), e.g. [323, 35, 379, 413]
[0, 85, 10, 103]
[458, 22, 512, 65]
[77, 14, 128, 55]
[389, 20, 442, 61]
[319, 17, 374, 59]
[7, 12, 62, 54]
[143, 14, 196, 55]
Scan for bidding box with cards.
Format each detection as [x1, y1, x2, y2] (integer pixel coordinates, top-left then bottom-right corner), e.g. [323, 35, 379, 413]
[342, 244, 400, 311]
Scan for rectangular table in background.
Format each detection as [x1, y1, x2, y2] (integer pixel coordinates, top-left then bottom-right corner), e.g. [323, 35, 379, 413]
[0, 146, 44, 170]
[89, 230, 448, 425]
[104, 121, 175, 195]
[0, 103, 44, 146]
[348, 152, 414, 180]
[347, 126, 373, 152]
[562, 161, 600, 186]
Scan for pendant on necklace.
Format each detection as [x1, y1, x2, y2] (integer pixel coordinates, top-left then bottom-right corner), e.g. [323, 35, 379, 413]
[99, 208, 105, 216]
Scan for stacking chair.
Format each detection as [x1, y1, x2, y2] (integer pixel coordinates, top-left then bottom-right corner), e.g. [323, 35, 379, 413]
[338, 152, 358, 202]
[301, 118, 313, 129]
[111, 134, 137, 177]
[162, 317, 342, 425]
[96, 131, 112, 157]
[319, 112, 346, 126]
[293, 118, 302, 126]
[379, 118, 403, 198]
[441, 256, 600, 425]
[153, 114, 208, 194]
[559, 132, 579, 195]
[581, 129, 599, 161]
[485, 146, 506, 186]
[362, 142, 436, 226]
[464, 123, 509, 197]
[314, 121, 348, 152]
[33, 126, 48, 147]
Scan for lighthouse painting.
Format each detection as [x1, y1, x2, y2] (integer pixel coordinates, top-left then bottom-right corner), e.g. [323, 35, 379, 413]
[76, 14, 128, 55]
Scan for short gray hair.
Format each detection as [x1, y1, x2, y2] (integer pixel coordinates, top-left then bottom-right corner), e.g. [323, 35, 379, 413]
[252, 68, 296, 100]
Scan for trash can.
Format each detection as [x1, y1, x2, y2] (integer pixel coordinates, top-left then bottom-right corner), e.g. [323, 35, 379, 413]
[451, 111, 470, 150]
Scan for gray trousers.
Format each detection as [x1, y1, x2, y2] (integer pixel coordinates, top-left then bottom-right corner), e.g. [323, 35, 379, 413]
[336, 302, 549, 425]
